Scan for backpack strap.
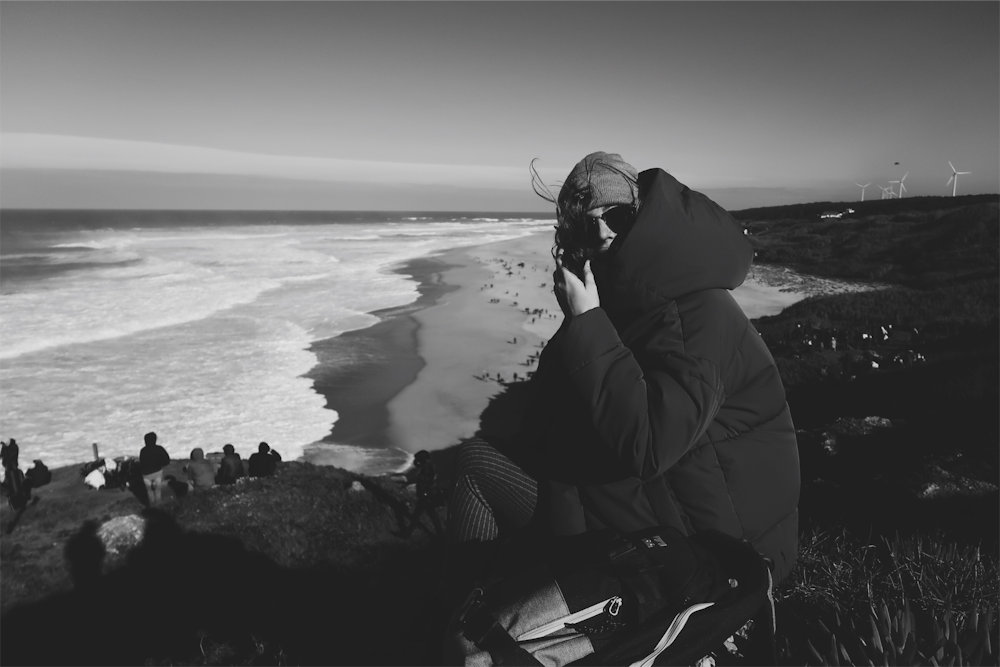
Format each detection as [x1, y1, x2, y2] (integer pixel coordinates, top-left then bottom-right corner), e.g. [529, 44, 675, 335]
[741, 567, 777, 665]
[459, 589, 544, 666]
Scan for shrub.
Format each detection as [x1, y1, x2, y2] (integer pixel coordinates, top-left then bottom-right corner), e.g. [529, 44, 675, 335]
[779, 529, 999, 666]
[802, 601, 996, 666]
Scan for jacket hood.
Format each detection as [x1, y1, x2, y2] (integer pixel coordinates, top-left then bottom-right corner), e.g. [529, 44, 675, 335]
[592, 169, 752, 331]
[190, 448, 205, 461]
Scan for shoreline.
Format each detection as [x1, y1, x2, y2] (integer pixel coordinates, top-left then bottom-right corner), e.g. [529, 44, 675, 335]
[29, 244, 885, 478]
[385, 233, 562, 454]
[300, 255, 462, 473]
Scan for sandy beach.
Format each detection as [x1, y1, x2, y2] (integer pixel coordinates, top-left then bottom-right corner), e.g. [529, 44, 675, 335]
[385, 233, 562, 454]
[746, 263, 888, 298]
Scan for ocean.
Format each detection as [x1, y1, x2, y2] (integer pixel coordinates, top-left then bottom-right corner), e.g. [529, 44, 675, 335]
[0, 210, 554, 473]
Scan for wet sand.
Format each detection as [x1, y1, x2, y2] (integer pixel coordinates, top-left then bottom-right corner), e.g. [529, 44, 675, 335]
[301, 256, 460, 472]
[386, 233, 562, 454]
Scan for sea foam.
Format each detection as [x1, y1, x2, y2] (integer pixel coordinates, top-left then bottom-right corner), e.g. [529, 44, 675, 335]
[0, 216, 552, 469]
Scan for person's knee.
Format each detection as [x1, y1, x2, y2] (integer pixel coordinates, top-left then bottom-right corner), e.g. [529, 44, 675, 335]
[453, 438, 496, 481]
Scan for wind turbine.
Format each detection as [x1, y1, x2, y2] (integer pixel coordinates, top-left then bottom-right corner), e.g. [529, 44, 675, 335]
[855, 182, 872, 201]
[946, 161, 971, 196]
[897, 172, 909, 198]
[888, 179, 900, 198]
[878, 185, 893, 200]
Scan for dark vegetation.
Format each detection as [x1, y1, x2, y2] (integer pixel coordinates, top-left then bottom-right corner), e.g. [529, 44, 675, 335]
[740, 196, 999, 665]
[736, 197, 998, 287]
[1, 196, 997, 665]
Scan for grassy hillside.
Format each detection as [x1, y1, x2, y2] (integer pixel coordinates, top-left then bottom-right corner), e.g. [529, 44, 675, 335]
[1, 461, 450, 665]
[731, 194, 998, 224]
[739, 199, 998, 287]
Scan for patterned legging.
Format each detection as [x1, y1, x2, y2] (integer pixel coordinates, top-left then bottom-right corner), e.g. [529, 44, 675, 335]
[447, 438, 539, 543]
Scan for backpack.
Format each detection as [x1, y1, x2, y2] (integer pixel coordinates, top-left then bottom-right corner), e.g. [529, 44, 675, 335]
[25, 463, 51, 488]
[444, 525, 775, 667]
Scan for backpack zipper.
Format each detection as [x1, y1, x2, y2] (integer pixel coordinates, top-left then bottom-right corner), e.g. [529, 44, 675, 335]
[628, 602, 715, 667]
[517, 596, 623, 641]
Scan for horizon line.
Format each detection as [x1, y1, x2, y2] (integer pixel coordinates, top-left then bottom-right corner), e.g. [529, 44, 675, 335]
[2, 192, 996, 216]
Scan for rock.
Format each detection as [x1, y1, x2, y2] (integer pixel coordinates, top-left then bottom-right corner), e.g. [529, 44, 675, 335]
[818, 416, 893, 456]
[97, 515, 146, 555]
[350, 481, 365, 493]
[918, 479, 998, 500]
[828, 416, 893, 438]
[917, 465, 999, 500]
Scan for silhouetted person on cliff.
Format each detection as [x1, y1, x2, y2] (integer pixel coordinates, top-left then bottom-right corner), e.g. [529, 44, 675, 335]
[139, 431, 170, 506]
[1, 439, 29, 511]
[248, 442, 278, 478]
[215, 444, 245, 485]
[1, 438, 19, 472]
[25, 459, 51, 489]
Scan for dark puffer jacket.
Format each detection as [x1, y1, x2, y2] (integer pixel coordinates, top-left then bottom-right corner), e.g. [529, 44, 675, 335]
[518, 168, 800, 582]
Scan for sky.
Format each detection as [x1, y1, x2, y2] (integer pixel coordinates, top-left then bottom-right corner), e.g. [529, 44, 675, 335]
[1, 1, 997, 212]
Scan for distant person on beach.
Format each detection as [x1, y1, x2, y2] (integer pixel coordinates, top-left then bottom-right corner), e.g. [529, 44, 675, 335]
[443, 152, 800, 604]
[215, 444, 245, 485]
[248, 442, 278, 478]
[184, 448, 217, 490]
[139, 432, 171, 505]
[395, 450, 446, 538]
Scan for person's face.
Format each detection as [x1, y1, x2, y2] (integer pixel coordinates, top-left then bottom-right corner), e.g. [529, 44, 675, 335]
[586, 205, 633, 254]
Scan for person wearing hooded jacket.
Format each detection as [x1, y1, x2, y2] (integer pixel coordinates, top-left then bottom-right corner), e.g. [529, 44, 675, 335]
[445, 152, 800, 602]
[184, 448, 217, 490]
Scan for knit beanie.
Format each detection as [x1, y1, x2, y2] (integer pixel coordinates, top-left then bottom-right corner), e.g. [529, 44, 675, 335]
[559, 152, 639, 211]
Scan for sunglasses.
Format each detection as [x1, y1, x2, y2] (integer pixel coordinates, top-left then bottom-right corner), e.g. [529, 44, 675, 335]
[591, 205, 635, 234]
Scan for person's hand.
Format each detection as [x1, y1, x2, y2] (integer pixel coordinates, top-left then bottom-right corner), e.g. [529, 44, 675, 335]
[552, 258, 570, 315]
[554, 257, 600, 317]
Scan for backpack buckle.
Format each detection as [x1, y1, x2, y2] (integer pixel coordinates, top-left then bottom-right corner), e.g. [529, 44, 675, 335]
[607, 596, 623, 617]
[457, 586, 484, 629]
[641, 535, 669, 548]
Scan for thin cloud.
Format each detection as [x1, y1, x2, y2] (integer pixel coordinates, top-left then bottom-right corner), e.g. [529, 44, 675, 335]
[0, 133, 567, 191]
